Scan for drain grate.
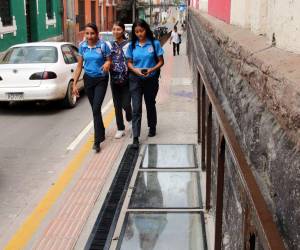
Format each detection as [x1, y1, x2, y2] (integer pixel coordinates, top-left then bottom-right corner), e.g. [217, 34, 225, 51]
[85, 146, 139, 250]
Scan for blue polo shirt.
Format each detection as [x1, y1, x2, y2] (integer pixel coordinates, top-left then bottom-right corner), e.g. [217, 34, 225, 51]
[79, 40, 111, 78]
[126, 39, 164, 76]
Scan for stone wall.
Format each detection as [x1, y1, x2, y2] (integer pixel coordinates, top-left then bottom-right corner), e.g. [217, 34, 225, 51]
[187, 9, 300, 250]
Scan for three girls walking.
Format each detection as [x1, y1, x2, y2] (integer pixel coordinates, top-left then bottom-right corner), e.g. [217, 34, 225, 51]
[72, 19, 164, 152]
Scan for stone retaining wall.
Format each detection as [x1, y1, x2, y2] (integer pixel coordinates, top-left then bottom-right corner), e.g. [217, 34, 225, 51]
[187, 8, 300, 250]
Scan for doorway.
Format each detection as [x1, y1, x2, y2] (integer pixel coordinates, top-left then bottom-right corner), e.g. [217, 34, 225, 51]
[25, 0, 32, 42]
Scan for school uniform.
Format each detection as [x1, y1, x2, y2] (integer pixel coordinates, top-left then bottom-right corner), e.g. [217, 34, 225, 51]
[126, 39, 164, 138]
[79, 40, 111, 145]
[109, 40, 132, 131]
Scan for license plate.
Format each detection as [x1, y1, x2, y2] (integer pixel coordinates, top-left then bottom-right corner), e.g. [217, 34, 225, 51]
[7, 93, 24, 101]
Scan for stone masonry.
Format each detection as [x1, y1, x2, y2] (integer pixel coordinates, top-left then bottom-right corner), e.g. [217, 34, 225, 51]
[187, 8, 300, 250]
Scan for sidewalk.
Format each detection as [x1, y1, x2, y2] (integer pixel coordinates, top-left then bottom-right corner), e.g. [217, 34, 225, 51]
[28, 35, 198, 249]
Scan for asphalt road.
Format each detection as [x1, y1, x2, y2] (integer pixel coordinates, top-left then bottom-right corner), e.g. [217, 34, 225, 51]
[0, 89, 113, 246]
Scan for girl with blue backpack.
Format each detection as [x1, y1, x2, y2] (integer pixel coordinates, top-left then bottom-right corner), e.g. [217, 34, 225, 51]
[126, 19, 164, 148]
[109, 21, 133, 139]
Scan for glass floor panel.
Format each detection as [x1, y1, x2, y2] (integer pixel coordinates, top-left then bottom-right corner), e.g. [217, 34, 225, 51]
[118, 212, 207, 250]
[142, 144, 196, 168]
[129, 172, 202, 209]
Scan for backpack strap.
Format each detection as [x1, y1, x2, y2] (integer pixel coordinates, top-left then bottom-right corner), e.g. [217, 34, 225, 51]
[119, 41, 128, 61]
[151, 39, 159, 63]
[151, 39, 161, 78]
[96, 40, 108, 58]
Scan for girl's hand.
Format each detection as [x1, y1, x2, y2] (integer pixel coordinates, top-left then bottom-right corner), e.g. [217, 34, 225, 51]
[102, 61, 111, 73]
[144, 68, 154, 77]
[72, 83, 80, 97]
[134, 68, 145, 77]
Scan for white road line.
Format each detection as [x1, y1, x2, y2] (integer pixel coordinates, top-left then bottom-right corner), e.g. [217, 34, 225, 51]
[67, 99, 114, 151]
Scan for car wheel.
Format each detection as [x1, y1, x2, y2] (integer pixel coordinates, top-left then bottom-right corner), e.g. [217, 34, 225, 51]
[62, 81, 77, 108]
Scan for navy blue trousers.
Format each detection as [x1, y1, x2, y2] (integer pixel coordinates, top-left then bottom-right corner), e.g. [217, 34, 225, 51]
[84, 74, 108, 144]
[129, 73, 159, 138]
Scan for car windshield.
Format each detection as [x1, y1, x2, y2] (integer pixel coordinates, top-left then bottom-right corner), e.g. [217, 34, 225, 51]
[1, 46, 58, 64]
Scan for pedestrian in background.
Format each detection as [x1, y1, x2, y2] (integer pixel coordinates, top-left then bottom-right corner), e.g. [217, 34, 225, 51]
[126, 19, 164, 148]
[73, 23, 111, 153]
[170, 25, 181, 56]
[109, 21, 132, 139]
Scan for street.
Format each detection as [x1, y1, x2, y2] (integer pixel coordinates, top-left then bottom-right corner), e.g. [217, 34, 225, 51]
[0, 90, 112, 246]
[0, 0, 298, 248]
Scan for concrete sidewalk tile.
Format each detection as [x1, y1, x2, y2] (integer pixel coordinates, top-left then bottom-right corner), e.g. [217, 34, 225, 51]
[33, 127, 127, 249]
[49, 238, 64, 250]
[70, 180, 99, 193]
[64, 218, 80, 238]
[56, 239, 73, 250]
[34, 236, 50, 250]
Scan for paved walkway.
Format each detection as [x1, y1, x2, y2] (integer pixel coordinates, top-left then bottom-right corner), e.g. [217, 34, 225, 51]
[22, 35, 200, 249]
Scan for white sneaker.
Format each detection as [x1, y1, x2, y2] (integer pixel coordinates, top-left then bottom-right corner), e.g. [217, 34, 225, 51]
[115, 130, 125, 139]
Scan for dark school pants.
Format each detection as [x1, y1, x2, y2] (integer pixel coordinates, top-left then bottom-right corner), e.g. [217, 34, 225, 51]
[129, 73, 159, 138]
[110, 80, 132, 130]
[173, 42, 180, 55]
[84, 74, 108, 145]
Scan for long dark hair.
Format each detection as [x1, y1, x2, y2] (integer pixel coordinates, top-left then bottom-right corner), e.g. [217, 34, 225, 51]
[113, 21, 126, 40]
[85, 23, 99, 34]
[131, 19, 155, 49]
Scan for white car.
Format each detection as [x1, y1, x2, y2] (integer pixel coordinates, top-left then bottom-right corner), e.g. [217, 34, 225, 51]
[99, 31, 114, 43]
[0, 42, 84, 108]
[125, 24, 133, 39]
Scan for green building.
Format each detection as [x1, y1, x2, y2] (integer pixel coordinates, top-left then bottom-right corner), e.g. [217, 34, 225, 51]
[0, 0, 63, 53]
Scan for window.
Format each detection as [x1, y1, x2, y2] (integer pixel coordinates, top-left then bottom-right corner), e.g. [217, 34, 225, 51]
[106, 6, 109, 30]
[46, 0, 53, 19]
[0, 0, 12, 26]
[69, 45, 80, 59]
[61, 45, 77, 64]
[1, 46, 58, 64]
[91, 1, 96, 24]
[78, 0, 85, 31]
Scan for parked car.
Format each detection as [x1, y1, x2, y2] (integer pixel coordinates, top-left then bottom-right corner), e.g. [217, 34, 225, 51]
[125, 24, 133, 40]
[154, 26, 169, 39]
[0, 42, 84, 108]
[99, 31, 114, 43]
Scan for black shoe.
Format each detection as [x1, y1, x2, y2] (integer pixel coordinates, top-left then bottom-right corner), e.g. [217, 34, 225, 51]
[93, 143, 101, 153]
[148, 127, 156, 137]
[132, 137, 139, 149]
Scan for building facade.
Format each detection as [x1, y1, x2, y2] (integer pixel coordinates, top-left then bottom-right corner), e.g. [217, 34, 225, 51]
[190, 0, 300, 53]
[116, 0, 134, 24]
[64, 0, 117, 45]
[0, 0, 63, 53]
